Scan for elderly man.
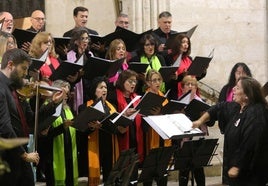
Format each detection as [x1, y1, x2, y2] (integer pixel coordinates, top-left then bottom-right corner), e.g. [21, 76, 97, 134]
[0, 11, 14, 33]
[27, 10, 46, 33]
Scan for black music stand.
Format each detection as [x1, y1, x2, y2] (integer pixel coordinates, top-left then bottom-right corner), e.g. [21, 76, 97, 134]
[174, 138, 218, 186]
[105, 148, 139, 186]
[138, 146, 175, 184]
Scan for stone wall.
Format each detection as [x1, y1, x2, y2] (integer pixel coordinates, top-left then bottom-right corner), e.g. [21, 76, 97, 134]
[44, 0, 267, 91]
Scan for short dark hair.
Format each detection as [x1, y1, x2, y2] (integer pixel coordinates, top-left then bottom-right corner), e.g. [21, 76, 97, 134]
[88, 76, 108, 100]
[1, 48, 31, 69]
[137, 34, 158, 56]
[73, 6, 88, 16]
[158, 11, 172, 19]
[116, 70, 137, 91]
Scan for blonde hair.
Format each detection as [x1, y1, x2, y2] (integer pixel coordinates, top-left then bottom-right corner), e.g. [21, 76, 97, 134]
[0, 32, 17, 59]
[145, 69, 163, 82]
[29, 32, 58, 58]
[105, 39, 126, 60]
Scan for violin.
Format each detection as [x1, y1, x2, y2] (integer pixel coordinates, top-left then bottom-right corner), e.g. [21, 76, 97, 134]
[16, 80, 54, 99]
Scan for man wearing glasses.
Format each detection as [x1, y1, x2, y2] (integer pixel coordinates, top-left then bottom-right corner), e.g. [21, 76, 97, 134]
[27, 10, 46, 33]
[0, 11, 14, 33]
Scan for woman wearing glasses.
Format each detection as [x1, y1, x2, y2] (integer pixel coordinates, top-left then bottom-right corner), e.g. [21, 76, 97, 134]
[129, 34, 166, 95]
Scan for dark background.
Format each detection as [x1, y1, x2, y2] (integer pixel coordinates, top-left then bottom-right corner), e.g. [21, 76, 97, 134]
[0, 0, 45, 19]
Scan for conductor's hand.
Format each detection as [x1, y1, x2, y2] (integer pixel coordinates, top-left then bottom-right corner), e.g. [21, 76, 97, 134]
[22, 152, 39, 164]
[228, 166, 239, 178]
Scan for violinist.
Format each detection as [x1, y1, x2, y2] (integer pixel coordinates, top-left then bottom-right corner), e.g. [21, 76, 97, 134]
[0, 48, 39, 186]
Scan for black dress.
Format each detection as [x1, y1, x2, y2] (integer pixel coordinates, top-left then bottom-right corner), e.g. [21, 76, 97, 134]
[208, 101, 268, 186]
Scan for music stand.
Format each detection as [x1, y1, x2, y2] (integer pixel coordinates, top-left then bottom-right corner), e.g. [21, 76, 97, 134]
[105, 148, 139, 186]
[138, 146, 175, 184]
[174, 138, 218, 186]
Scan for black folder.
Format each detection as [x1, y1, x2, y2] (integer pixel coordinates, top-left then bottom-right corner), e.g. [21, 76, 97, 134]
[92, 27, 153, 52]
[135, 92, 166, 116]
[83, 56, 124, 80]
[29, 58, 45, 72]
[73, 106, 132, 133]
[13, 28, 36, 48]
[187, 56, 212, 77]
[158, 66, 178, 82]
[54, 37, 71, 48]
[161, 100, 187, 114]
[184, 99, 210, 121]
[29, 49, 48, 72]
[128, 62, 149, 73]
[73, 106, 106, 132]
[49, 59, 83, 81]
[165, 25, 198, 49]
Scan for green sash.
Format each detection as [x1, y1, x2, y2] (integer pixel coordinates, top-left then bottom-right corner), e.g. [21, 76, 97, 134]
[52, 108, 78, 186]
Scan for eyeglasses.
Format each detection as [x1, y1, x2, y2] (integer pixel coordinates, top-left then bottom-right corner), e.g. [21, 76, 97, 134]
[127, 79, 137, 85]
[144, 43, 155, 47]
[32, 17, 46, 22]
[150, 78, 162, 83]
[80, 37, 90, 41]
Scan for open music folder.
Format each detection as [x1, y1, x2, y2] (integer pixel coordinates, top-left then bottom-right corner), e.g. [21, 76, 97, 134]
[143, 113, 204, 140]
[49, 55, 84, 81]
[165, 25, 198, 49]
[128, 62, 149, 74]
[13, 28, 36, 48]
[83, 56, 125, 80]
[134, 92, 166, 116]
[73, 100, 137, 132]
[187, 56, 213, 77]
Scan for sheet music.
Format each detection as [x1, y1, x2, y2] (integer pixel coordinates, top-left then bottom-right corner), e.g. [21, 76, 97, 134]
[53, 103, 63, 117]
[143, 113, 203, 139]
[111, 95, 141, 123]
[172, 54, 182, 67]
[39, 49, 49, 61]
[178, 91, 191, 105]
[75, 55, 84, 65]
[164, 89, 171, 98]
[93, 100, 105, 113]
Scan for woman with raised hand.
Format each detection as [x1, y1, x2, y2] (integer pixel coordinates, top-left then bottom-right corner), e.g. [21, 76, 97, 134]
[192, 76, 268, 185]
